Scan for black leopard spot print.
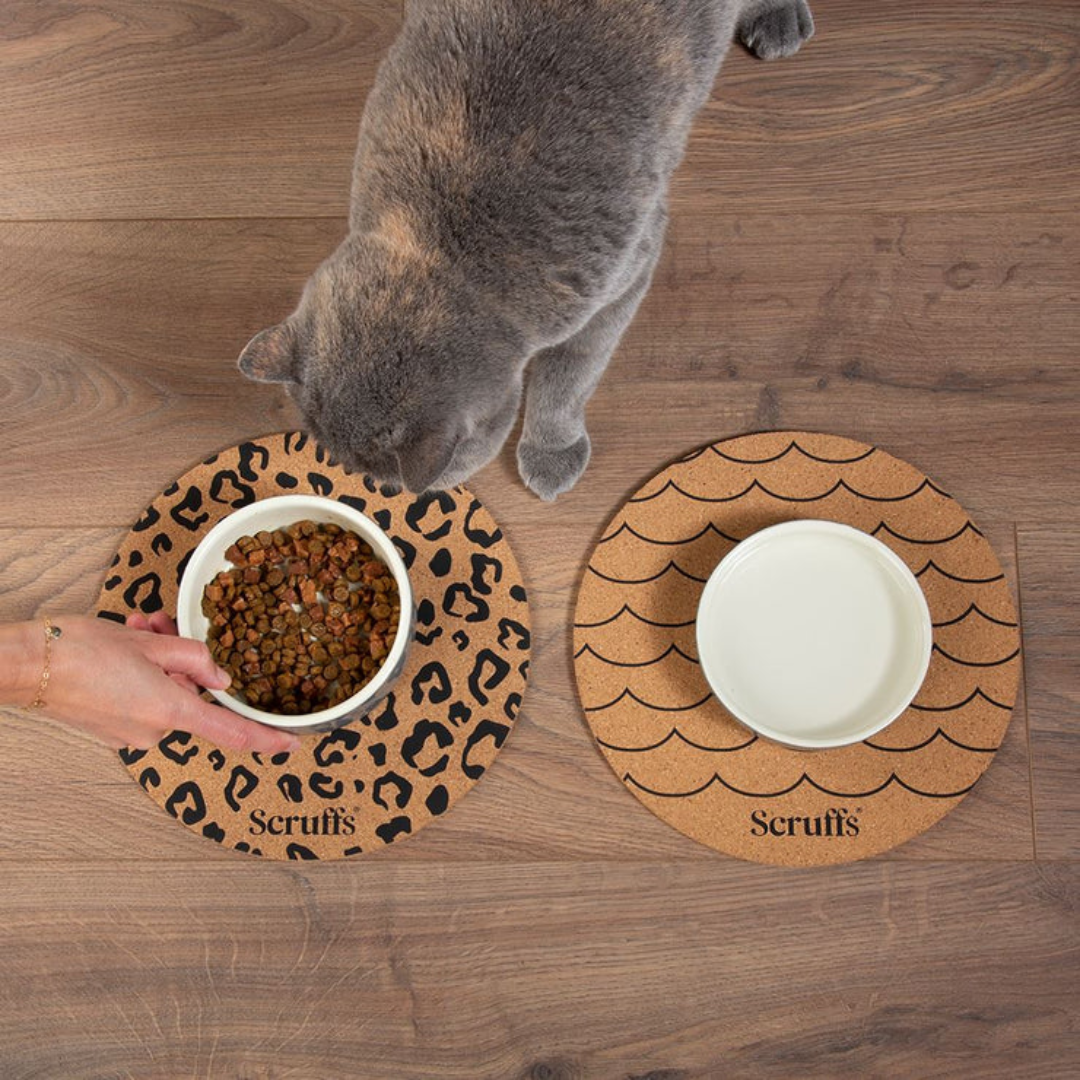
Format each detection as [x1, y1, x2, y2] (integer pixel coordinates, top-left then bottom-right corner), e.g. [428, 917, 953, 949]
[99, 433, 531, 860]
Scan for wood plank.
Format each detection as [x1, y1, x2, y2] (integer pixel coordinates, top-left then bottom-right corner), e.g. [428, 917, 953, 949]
[1018, 527, 1080, 861]
[0, 213, 1074, 528]
[0, 528, 125, 615]
[1, 213, 1070, 376]
[680, 0, 1080, 213]
[0, 523, 1034, 864]
[2, 2, 1075, 218]
[0, 0, 401, 220]
[0, 861, 1075, 1078]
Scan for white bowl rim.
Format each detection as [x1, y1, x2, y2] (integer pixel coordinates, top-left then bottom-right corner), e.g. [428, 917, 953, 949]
[695, 518, 933, 750]
[176, 493, 413, 730]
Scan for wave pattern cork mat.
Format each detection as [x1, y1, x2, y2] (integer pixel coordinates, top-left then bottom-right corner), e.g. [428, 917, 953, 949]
[96, 433, 530, 860]
[573, 432, 1021, 866]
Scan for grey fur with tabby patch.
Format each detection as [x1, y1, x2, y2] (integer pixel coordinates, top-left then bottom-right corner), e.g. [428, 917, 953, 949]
[239, 0, 814, 498]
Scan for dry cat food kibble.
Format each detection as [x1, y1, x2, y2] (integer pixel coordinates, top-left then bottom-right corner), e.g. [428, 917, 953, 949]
[201, 520, 401, 715]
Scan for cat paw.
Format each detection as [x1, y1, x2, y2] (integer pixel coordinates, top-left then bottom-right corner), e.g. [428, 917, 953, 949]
[740, 0, 814, 61]
[517, 435, 591, 502]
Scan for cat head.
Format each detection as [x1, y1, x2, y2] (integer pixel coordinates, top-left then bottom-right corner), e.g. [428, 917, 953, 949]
[238, 234, 525, 493]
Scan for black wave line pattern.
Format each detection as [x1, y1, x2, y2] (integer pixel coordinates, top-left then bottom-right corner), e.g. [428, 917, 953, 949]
[597, 728, 758, 754]
[574, 604, 697, 630]
[709, 440, 878, 466]
[915, 560, 1005, 584]
[598, 521, 742, 547]
[585, 687, 714, 713]
[629, 477, 950, 506]
[932, 644, 1021, 668]
[863, 729, 998, 754]
[932, 603, 1019, 629]
[587, 561, 709, 585]
[624, 771, 977, 801]
[574, 642, 699, 667]
[872, 520, 984, 545]
[911, 687, 1013, 712]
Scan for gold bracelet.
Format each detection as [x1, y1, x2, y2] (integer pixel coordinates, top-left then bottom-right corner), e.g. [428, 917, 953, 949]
[26, 616, 62, 710]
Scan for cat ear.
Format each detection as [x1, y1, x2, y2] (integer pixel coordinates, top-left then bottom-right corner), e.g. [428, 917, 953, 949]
[238, 323, 298, 384]
[397, 428, 457, 494]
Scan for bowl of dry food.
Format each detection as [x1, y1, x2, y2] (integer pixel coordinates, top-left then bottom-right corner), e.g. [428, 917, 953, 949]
[176, 494, 414, 734]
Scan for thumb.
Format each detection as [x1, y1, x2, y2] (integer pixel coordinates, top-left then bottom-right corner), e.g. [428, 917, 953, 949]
[146, 634, 232, 691]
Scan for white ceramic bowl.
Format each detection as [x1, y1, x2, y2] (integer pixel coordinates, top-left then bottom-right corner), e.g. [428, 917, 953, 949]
[696, 520, 932, 749]
[177, 494, 414, 734]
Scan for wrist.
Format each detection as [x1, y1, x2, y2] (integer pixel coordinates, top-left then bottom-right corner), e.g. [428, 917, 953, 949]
[0, 620, 47, 707]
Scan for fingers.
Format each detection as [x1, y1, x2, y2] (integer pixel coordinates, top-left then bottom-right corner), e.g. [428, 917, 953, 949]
[145, 634, 232, 691]
[125, 611, 301, 754]
[146, 611, 178, 636]
[168, 671, 202, 695]
[127, 613, 206, 691]
[173, 695, 302, 754]
[118, 699, 301, 755]
[126, 611, 178, 636]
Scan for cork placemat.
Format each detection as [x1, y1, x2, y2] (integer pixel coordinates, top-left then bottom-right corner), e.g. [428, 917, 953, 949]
[573, 432, 1021, 866]
[97, 433, 531, 860]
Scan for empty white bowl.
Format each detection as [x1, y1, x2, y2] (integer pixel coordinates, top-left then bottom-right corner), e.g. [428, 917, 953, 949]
[177, 494, 414, 734]
[696, 520, 932, 749]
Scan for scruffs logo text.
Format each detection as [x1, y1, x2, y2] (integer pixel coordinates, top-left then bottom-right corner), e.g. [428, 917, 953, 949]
[249, 807, 356, 836]
[750, 807, 860, 838]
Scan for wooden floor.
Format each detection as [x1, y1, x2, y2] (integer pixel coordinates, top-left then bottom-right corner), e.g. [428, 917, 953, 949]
[1, 1, 1077, 1076]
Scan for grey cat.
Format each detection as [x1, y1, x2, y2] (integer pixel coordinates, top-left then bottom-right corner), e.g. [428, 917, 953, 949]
[239, 0, 814, 498]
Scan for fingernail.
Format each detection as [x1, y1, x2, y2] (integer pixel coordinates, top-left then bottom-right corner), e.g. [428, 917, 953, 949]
[284, 737, 302, 753]
[214, 667, 232, 688]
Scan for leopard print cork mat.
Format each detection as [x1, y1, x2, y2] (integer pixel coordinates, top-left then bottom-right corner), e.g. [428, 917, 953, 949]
[573, 432, 1021, 866]
[97, 433, 530, 860]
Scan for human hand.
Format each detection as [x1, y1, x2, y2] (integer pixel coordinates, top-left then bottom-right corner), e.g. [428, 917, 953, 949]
[27, 613, 301, 754]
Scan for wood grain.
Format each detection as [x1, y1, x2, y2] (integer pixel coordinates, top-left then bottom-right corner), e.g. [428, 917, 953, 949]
[1, 0, 1077, 1075]
[680, 0, 1080, 212]
[1, 2, 1075, 218]
[0, 0, 400, 220]
[0, 862, 1075, 1079]
[1017, 527, 1080, 861]
[0, 213, 1075, 528]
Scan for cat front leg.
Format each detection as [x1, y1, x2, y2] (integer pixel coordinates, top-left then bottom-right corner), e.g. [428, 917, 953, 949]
[517, 251, 659, 501]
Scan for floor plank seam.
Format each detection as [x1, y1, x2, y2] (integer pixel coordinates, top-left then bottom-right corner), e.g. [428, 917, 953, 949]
[0, 210, 1076, 226]
[1013, 522, 1040, 863]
